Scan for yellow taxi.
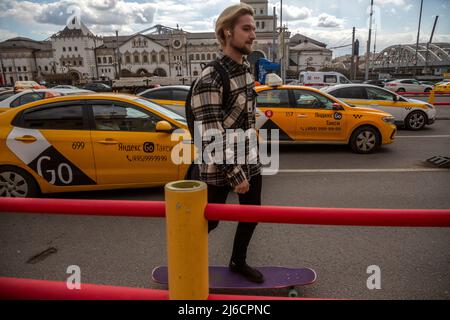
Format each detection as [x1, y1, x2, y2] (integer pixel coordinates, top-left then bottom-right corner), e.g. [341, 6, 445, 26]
[255, 75, 397, 153]
[321, 84, 436, 130]
[138, 86, 189, 106]
[434, 80, 450, 93]
[0, 93, 191, 197]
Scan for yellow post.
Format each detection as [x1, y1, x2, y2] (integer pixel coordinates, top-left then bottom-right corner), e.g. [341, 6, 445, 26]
[164, 180, 208, 300]
[428, 89, 435, 105]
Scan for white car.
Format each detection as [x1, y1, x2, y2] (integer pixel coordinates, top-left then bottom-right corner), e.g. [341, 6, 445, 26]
[0, 88, 93, 112]
[384, 79, 433, 93]
[52, 85, 80, 90]
[321, 84, 436, 130]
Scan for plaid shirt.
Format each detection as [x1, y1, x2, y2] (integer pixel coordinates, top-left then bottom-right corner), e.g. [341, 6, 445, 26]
[191, 52, 262, 187]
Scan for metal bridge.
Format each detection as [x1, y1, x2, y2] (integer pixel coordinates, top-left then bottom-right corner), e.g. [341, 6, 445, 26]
[373, 42, 450, 72]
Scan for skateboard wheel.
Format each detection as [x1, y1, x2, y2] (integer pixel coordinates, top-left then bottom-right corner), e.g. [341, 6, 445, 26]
[288, 289, 298, 297]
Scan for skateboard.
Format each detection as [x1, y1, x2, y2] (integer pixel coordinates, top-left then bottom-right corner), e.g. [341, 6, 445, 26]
[152, 266, 316, 297]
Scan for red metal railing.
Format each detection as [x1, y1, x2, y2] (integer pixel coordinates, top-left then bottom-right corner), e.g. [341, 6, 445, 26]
[1, 197, 450, 300]
[396, 91, 450, 106]
[0, 277, 315, 300]
[1, 198, 449, 227]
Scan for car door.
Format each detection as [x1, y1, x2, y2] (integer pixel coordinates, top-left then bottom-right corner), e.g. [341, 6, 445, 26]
[364, 86, 409, 122]
[255, 88, 295, 141]
[88, 100, 179, 186]
[7, 100, 96, 187]
[411, 79, 423, 92]
[141, 88, 173, 105]
[172, 89, 189, 106]
[292, 89, 347, 141]
[329, 86, 368, 108]
[401, 80, 414, 92]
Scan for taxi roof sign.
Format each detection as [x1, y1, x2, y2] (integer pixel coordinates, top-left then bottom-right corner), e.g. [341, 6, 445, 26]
[266, 73, 282, 87]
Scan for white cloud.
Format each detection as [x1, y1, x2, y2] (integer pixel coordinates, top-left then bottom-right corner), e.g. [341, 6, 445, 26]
[0, 0, 158, 28]
[273, 3, 312, 21]
[404, 4, 413, 11]
[315, 13, 344, 28]
[374, 0, 407, 6]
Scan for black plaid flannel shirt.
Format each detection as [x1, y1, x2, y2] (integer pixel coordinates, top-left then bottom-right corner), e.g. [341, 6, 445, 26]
[191, 52, 262, 187]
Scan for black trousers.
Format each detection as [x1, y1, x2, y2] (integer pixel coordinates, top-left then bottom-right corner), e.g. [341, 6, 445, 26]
[207, 174, 262, 265]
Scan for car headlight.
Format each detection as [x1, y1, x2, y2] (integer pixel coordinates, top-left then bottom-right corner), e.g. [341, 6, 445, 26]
[424, 103, 434, 109]
[382, 116, 395, 124]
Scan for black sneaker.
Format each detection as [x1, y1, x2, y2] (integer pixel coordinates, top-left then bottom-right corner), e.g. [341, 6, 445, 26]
[229, 261, 264, 283]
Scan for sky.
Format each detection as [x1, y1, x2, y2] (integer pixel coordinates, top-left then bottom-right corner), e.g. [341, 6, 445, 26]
[0, 0, 449, 57]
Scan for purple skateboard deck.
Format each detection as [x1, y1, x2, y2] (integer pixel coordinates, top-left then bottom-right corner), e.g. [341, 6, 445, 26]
[152, 266, 316, 289]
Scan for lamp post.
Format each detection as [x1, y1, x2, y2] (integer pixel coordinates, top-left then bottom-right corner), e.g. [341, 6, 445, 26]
[89, 65, 96, 80]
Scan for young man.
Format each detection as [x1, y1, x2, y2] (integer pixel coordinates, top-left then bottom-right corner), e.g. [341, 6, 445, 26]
[191, 3, 264, 283]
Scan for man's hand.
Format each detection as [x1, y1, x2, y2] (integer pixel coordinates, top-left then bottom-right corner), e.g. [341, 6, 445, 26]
[234, 179, 250, 194]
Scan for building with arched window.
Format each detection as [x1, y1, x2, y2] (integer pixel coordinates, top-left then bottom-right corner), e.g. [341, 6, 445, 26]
[0, 0, 348, 85]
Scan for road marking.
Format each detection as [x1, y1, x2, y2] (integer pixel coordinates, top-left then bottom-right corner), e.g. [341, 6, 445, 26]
[396, 135, 450, 138]
[263, 168, 449, 174]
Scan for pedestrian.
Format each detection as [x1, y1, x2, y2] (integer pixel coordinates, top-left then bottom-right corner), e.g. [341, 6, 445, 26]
[190, 3, 264, 283]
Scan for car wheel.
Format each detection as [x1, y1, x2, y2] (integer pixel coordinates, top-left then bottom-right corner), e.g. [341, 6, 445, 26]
[349, 126, 380, 154]
[0, 166, 39, 198]
[396, 88, 405, 93]
[405, 111, 427, 130]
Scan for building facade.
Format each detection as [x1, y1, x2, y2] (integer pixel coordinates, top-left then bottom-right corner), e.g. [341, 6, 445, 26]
[0, 0, 332, 85]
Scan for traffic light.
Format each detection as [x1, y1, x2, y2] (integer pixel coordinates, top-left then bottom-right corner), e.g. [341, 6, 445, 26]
[354, 39, 360, 56]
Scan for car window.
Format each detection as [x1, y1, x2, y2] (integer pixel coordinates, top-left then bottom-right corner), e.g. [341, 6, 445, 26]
[401, 80, 412, 84]
[292, 90, 334, 110]
[330, 87, 366, 99]
[0, 92, 14, 102]
[256, 89, 290, 108]
[20, 104, 84, 130]
[339, 76, 351, 84]
[10, 92, 44, 108]
[135, 98, 186, 125]
[366, 87, 396, 101]
[92, 103, 163, 132]
[172, 89, 188, 101]
[324, 75, 337, 84]
[142, 89, 172, 100]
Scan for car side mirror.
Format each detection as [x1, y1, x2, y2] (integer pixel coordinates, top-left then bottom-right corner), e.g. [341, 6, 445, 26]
[155, 120, 174, 133]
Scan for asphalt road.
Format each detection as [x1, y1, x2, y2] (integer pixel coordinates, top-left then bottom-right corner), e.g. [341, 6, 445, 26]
[1, 120, 449, 300]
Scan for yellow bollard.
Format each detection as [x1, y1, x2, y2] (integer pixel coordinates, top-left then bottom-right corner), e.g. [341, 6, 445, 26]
[164, 180, 208, 300]
[428, 89, 435, 105]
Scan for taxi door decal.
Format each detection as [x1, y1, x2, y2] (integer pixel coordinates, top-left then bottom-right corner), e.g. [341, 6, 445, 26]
[255, 108, 293, 141]
[6, 128, 96, 186]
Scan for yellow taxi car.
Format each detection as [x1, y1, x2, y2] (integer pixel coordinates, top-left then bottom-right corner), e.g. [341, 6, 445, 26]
[255, 75, 397, 154]
[321, 84, 436, 130]
[0, 93, 191, 197]
[434, 80, 450, 93]
[138, 85, 189, 106]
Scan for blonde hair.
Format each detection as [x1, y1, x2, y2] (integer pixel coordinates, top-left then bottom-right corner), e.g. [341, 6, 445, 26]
[215, 3, 254, 47]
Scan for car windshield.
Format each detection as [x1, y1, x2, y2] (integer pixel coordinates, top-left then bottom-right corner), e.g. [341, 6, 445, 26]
[135, 98, 187, 124]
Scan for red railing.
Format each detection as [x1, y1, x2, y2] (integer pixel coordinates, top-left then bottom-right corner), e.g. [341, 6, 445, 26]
[1, 198, 450, 227]
[1, 197, 450, 300]
[396, 91, 450, 106]
[0, 277, 315, 300]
